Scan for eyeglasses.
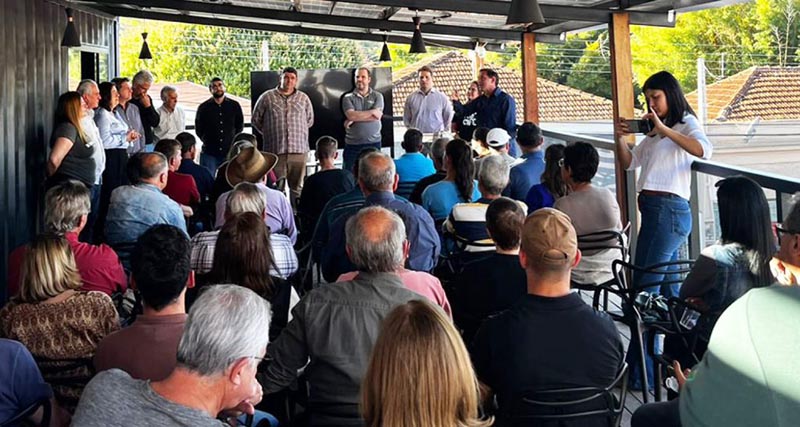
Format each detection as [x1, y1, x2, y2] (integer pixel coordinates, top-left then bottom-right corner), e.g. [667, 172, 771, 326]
[557, 158, 565, 168]
[775, 224, 800, 240]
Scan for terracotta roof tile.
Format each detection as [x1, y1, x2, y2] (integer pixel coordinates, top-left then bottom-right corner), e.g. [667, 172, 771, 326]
[391, 51, 617, 122]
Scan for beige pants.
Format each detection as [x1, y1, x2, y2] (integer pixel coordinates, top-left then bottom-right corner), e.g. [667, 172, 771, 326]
[276, 153, 307, 207]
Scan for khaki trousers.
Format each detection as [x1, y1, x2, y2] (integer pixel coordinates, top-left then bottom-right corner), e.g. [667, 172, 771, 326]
[276, 153, 307, 207]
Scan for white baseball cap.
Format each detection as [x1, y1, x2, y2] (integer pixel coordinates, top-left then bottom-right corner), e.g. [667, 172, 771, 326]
[486, 128, 510, 148]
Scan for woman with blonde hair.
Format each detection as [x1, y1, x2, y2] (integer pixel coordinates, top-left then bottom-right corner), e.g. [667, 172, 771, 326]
[47, 91, 96, 189]
[0, 233, 119, 411]
[361, 300, 491, 427]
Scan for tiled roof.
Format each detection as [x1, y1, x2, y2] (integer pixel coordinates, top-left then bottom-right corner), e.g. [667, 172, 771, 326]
[391, 51, 617, 123]
[148, 81, 252, 123]
[686, 67, 800, 122]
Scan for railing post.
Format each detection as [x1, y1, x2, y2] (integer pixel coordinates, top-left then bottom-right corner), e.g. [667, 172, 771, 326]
[690, 168, 702, 259]
[776, 191, 784, 224]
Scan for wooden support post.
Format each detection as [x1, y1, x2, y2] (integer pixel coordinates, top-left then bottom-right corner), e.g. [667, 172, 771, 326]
[609, 12, 636, 231]
[521, 32, 539, 124]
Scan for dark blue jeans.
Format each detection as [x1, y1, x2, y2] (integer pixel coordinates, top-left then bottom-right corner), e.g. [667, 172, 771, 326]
[342, 142, 381, 174]
[627, 192, 692, 390]
[201, 153, 224, 177]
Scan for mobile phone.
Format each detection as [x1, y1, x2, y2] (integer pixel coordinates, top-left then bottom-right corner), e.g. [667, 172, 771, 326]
[625, 119, 653, 134]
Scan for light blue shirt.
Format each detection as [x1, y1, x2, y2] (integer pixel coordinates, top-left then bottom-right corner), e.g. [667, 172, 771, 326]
[105, 183, 187, 245]
[403, 88, 454, 133]
[395, 152, 435, 183]
[95, 108, 130, 150]
[421, 180, 481, 221]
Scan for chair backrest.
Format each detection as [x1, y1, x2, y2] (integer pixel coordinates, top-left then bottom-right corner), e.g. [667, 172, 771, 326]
[504, 363, 629, 427]
[394, 181, 417, 200]
[577, 229, 628, 260]
[611, 259, 695, 294]
[0, 397, 51, 427]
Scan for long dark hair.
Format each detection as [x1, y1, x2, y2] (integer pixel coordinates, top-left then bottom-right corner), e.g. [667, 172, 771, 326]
[642, 71, 696, 128]
[541, 144, 567, 198]
[716, 176, 774, 285]
[446, 139, 475, 202]
[98, 81, 116, 111]
[209, 212, 277, 298]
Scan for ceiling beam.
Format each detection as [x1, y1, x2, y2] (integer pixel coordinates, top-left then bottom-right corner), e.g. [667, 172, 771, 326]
[334, 0, 675, 27]
[84, 0, 528, 41]
[381, 7, 401, 19]
[93, 6, 514, 52]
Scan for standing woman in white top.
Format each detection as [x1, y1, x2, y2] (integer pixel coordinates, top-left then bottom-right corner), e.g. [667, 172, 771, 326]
[615, 71, 712, 390]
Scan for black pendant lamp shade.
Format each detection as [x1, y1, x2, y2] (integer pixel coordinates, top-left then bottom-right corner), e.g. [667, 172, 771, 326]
[61, 8, 81, 47]
[409, 16, 427, 54]
[379, 36, 392, 62]
[139, 32, 153, 60]
[506, 0, 546, 26]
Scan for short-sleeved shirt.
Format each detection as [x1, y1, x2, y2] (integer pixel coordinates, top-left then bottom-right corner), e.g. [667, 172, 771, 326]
[342, 89, 384, 145]
[421, 180, 481, 221]
[72, 369, 226, 427]
[0, 339, 52, 424]
[394, 152, 435, 184]
[51, 122, 96, 186]
[504, 150, 545, 201]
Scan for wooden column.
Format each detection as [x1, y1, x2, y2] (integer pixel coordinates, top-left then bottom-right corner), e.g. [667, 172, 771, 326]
[609, 12, 636, 230]
[521, 31, 539, 124]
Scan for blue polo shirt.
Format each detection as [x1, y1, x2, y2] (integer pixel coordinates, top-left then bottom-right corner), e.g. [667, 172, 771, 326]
[504, 150, 545, 201]
[395, 152, 435, 183]
[453, 87, 519, 157]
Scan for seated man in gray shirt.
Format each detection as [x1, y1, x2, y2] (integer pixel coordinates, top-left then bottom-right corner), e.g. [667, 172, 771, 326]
[72, 285, 270, 427]
[262, 206, 422, 426]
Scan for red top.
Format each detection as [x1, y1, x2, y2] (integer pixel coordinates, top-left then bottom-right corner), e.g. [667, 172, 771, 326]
[7, 232, 128, 297]
[163, 171, 200, 207]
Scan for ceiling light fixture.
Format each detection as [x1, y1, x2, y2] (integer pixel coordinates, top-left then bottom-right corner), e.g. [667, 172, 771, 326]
[379, 35, 392, 62]
[409, 15, 427, 54]
[61, 8, 81, 47]
[139, 32, 152, 60]
[506, 0, 546, 26]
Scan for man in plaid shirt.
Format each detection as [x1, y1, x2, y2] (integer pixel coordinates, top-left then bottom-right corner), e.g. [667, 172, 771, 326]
[252, 66, 314, 206]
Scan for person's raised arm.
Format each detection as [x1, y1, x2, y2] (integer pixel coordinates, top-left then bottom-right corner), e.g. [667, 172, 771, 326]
[648, 112, 708, 158]
[613, 118, 634, 170]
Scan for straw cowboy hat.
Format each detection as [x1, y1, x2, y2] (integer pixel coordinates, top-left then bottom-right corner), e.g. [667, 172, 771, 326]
[225, 146, 278, 187]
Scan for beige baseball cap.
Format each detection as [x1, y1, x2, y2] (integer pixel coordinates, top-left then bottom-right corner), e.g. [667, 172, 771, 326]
[521, 208, 577, 266]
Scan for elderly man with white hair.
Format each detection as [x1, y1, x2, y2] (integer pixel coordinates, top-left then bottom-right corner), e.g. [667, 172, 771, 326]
[154, 85, 186, 141]
[76, 79, 104, 242]
[72, 285, 271, 426]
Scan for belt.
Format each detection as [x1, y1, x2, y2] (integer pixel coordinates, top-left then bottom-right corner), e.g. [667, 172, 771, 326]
[640, 190, 679, 198]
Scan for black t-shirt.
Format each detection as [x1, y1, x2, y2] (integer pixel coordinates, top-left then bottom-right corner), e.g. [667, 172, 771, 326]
[297, 169, 356, 232]
[450, 253, 527, 343]
[409, 171, 446, 205]
[471, 292, 623, 425]
[51, 122, 96, 186]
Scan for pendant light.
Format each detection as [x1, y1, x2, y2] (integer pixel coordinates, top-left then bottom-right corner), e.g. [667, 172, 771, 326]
[61, 8, 81, 47]
[506, 0, 546, 26]
[409, 16, 427, 54]
[139, 32, 153, 60]
[379, 35, 392, 62]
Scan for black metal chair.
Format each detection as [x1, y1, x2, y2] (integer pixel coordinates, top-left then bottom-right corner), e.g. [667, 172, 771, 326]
[595, 259, 695, 403]
[394, 181, 417, 200]
[502, 363, 629, 427]
[0, 397, 51, 427]
[571, 225, 630, 311]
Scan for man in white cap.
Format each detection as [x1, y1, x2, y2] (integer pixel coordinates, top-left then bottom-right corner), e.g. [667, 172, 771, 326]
[471, 208, 623, 425]
[486, 128, 519, 168]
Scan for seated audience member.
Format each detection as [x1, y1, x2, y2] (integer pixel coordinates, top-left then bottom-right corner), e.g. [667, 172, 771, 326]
[483, 128, 518, 169]
[471, 209, 623, 425]
[321, 152, 440, 282]
[668, 176, 774, 363]
[409, 137, 448, 204]
[94, 225, 192, 381]
[263, 206, 423, 426]
[443, 155, 517, 252]
[7, 180, 126, 297]
[210, 133, 258, 203]
[73, 285, 271, 426]
[361, 300, 492, 427]
[297, 135, 355, 235]
[503, 122, 545, 201]
[394, 129, 435, 193]
[191, 182, 297, 278]
[554, 141, 622, 286]
[632, 203, 800, 427]
[105, 152, 187, 249]
[176, 132, 214, 201]
[154, 138, 200, 210]
[422, 139, 481, 222]
[202, 212, 297, 342]
[525, 143, 567, 212]
[0, 233, 119, 411]
[450, 198, 527, 343]
[471, 127, 492, 160]
[0, 339, 58, 425]
[214, 146, 297, 244]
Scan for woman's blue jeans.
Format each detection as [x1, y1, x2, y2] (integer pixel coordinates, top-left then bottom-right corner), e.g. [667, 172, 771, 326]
[627, 192, 692, 390]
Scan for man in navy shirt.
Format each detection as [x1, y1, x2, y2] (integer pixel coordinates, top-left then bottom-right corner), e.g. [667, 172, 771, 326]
[0, 339, 54, 424]
[452, 68, 519, 157]
[176, 132, 214, 201]
[504, 122, 546, 201]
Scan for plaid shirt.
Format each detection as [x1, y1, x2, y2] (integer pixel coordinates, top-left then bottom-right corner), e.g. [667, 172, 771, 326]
[252, 88, 314, 154]
[190, 230, 298, 279]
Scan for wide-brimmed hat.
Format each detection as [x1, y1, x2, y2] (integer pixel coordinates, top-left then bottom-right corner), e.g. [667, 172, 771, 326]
[225, 146, 278, 187]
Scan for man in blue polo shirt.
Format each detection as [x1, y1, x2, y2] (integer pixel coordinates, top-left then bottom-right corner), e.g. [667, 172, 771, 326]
[394, 129, 435, 199]
[504, 122, 546, 201]
[452, 68, 519, 157]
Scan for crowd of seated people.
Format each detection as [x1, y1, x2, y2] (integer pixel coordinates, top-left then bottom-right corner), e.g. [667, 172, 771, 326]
[5, 71, 800, 427]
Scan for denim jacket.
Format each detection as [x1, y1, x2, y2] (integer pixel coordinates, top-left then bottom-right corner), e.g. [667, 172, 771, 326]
[105, 183, 187, 246]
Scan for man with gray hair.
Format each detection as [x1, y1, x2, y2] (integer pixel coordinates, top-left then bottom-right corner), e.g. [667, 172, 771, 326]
[73, 285, 271, 426]
[105, 152, 187, 253]
[76, 78, 105, 242]
[130, 70, 161, 150]
[320, 151, 440, 282]
[263, 206, 422, 426]
[154, 85, 186, 141]
[190, 182, 298, 277]
[6, 180, 127, 297]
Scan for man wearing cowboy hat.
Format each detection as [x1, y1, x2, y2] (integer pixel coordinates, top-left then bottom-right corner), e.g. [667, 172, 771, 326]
[214, 145, 297, 244]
